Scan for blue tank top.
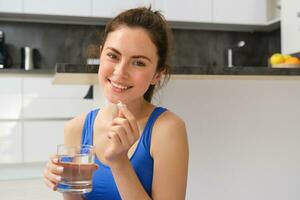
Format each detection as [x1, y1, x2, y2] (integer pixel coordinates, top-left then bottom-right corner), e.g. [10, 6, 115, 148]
[82, 107, 167, 200]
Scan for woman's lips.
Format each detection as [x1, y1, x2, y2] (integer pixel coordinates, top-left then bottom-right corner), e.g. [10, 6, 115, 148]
[108, 79, 132, 92]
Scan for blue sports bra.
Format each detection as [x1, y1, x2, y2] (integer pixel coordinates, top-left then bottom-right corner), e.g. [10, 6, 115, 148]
[82, 107, 167, 200]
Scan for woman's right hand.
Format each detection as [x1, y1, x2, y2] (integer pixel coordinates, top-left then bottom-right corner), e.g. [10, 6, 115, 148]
[43, 155, 64, 191]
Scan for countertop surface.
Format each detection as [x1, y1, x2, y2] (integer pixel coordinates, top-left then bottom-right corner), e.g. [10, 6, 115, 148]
[0, 68, 55, 75]
[2, 64, 300, 76]
[55, 63, 300, 76]
[51, 63, 300, 84]
[3, 64, 300, 85]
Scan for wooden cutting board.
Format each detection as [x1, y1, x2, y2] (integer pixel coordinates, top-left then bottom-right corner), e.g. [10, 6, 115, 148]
[272, 64, 300, 68]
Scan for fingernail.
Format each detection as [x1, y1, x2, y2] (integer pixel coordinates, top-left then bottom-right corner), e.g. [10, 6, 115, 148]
[56, 176, 61, 181]
[117, 101, 126, 108]
[57, 166, 64, 172]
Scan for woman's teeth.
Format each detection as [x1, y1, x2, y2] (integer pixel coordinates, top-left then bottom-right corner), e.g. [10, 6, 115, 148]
[110, 81, 130, 90]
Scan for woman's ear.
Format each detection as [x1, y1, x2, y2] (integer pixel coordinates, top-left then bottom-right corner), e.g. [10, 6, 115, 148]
[150, 70, 164, 85]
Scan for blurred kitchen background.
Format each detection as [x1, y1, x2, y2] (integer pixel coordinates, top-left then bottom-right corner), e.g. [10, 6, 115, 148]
[0, 0, 300, 200]
[0, 21, 281, 69]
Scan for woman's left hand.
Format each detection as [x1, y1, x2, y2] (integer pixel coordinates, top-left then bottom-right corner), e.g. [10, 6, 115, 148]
[104, 104, 140, 166]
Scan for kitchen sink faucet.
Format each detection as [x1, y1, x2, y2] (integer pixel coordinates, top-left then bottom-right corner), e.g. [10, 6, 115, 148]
[228, 40, 246, 68]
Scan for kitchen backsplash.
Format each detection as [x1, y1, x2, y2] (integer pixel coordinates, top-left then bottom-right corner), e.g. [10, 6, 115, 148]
[0, 21, 280, 69]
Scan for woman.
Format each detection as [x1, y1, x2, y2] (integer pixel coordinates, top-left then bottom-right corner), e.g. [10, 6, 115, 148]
[44, 7, 189, 200]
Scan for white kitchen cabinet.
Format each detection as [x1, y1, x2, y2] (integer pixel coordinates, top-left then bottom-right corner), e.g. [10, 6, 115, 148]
[23, 77, 96, 118]
[23, 0, 92, 16]
[23, 121, 64, 162]
[92, 0, 152, 18]
[154, 0, 212, 22]
[281, 0, 300, 54]
[0, 0, 280, 30]
[0, 78, 22, 119]
[0, 0, 23, 13]
[0, 122, 22, 163]
[213, 0, 280, 25]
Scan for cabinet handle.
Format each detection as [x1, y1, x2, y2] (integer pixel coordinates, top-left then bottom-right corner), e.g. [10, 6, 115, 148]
[83, 85, 93, 99]
[297, 12, 300, 18]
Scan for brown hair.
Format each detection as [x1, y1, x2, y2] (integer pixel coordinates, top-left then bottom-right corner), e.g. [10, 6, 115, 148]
[100, 7, 172, 102]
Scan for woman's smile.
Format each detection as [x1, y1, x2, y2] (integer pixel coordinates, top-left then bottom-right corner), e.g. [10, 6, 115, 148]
[108, 78, 133, 93]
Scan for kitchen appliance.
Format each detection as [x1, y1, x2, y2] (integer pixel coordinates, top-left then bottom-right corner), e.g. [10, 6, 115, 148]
[21, 47, 40, 70]
[0, 30, 12, 69]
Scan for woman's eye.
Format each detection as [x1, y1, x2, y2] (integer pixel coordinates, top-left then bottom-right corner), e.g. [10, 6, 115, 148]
[133, 60, 146, 67]
[107, 53, 117, 60]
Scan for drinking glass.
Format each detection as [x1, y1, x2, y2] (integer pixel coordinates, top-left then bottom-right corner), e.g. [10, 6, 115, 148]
[56, 144, 96, 194]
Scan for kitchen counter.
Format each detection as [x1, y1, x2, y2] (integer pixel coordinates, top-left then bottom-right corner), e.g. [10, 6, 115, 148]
[53, 63, 300, 84]
[55, 63, 300, 76]
[0, 68, 54, 76]
[171, 66, 300, 76]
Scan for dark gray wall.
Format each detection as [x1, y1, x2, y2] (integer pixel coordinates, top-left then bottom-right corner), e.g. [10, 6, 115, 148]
[0, 21, 103, 69]
[0, 21, 280, 69]
[172, 28, 280, 67]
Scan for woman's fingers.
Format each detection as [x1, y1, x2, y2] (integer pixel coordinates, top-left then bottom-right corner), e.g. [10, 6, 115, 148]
[112, 117, 131, 133]
[44, 163, 62, 183]
[111, 125, 131, 148]
[49, 154, 64, 173]
[47, 161, 64, 174]
[44, 176, 58, 191]
[118, 106, 140, 140]
[107, 130, 122, 145]
[105, 102, 141, 162]
[43, 155, 64, 191]
[50, 154, 58, 163]
[111, 118, 135, 144]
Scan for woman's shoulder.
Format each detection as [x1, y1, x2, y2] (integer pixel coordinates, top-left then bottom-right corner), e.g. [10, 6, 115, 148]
[64, 113, 87, 146]
[156, 108, 186, 131]
[151, 108, 187, 148]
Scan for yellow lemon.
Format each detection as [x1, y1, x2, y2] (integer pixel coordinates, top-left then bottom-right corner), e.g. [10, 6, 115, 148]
[270, 53, 285, 65]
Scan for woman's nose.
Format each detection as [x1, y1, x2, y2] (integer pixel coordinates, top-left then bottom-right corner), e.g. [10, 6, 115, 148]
[113, 61, 129, 77]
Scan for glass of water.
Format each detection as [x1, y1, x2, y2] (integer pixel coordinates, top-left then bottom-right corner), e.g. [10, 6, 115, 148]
[56, 144, 97, 194]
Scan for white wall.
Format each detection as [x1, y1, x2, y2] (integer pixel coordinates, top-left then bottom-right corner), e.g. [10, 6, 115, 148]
[1, 78, 299, 200]
[154, 78, 300, 200]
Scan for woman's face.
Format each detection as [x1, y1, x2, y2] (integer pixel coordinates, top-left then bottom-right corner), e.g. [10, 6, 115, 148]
[98, 26, 160, 105]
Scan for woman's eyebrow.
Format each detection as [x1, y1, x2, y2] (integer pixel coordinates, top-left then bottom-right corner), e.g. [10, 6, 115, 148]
[106, 47, 121, 55]
[132, 55, 152, 63]
[106, 47, 152, 63]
